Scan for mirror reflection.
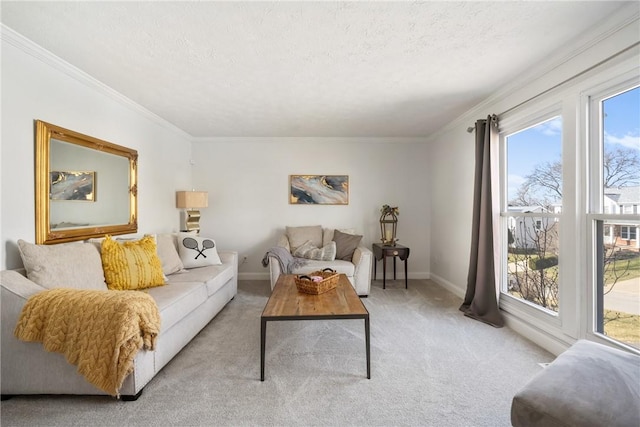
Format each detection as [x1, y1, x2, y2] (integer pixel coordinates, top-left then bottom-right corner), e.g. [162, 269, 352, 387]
[35, 121, 138, 244]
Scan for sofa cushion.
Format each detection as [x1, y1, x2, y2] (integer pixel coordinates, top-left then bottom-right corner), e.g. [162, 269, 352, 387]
[322, 228, 356, 247]
[511, 340, 640, 427]
[146, 282, 207, 334]
[17, 239, 107, 290]
[101, 235, 165, 291]
[332, 229, 363, 261]
[286, 225, 322, 252]
[154, 233, 185, 275]
[177, 233, 222, 269]
[166, 264, 234, 297]
[292, 240, 337, 261]
[94, 235, 185, 276]
[291, 259, 355, 277]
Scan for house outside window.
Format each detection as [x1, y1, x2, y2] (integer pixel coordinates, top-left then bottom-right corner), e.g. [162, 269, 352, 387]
[501, 115, 562, 314]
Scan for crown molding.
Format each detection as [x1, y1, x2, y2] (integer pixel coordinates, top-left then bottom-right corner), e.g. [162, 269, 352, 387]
[191, 136, 429, 144]
[425, 3, 640, 143]
[1, 24, 193, 141]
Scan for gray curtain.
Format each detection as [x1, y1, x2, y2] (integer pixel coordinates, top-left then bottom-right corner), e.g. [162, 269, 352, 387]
[459, 114, 504, 328]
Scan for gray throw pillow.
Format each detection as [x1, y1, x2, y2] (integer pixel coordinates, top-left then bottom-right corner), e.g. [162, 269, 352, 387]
[332, 229, 363, 261]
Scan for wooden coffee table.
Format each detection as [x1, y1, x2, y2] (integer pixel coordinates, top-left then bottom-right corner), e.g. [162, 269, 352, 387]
[260, 274, 370, 381]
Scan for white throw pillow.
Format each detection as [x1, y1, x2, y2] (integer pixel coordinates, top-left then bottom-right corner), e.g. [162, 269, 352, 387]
[17, 239, 107, 290]
[292, 240, 337, 261]
[177, 233, 222, 269]
[286, 225, 323, 252]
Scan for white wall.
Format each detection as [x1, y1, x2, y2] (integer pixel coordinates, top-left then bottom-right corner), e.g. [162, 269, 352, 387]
[1, 27, 193, 270]
[191, 138, 430, 280]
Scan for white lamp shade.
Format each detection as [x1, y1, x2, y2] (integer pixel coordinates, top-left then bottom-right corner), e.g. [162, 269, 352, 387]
[176, 191, 208, 209]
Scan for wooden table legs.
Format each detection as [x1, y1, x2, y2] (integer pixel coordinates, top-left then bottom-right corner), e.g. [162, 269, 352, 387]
[261, 315, 370, 381]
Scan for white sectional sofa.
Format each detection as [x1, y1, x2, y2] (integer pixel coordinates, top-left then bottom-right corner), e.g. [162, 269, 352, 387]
[267, 226, 372, 296]
[0, 233, 237, 400]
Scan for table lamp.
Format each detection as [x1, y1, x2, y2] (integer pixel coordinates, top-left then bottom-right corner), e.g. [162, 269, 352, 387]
[176, 190, 208, 233]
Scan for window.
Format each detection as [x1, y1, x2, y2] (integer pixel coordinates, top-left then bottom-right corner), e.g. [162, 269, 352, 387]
[502, 115, 562, 313]
[495, 53, 638, 355]
[620, 226, 637, 240]
[590, 84, 640, 349]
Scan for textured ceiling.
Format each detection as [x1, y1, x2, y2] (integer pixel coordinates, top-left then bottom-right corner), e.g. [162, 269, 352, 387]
[1, 1, 633, 138]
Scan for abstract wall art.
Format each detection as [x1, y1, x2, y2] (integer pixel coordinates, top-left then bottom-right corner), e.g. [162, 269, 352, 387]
[50, 171, 95, 201]
[289, 175, 349, 205]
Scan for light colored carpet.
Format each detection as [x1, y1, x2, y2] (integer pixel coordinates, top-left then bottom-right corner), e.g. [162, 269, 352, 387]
[0, 279, 553, 427]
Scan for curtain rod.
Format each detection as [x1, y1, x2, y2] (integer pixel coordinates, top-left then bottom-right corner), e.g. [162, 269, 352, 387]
[466, 41, 640, 133]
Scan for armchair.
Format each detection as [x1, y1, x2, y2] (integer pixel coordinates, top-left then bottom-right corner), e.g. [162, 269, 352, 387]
[267, 226, 372, 296]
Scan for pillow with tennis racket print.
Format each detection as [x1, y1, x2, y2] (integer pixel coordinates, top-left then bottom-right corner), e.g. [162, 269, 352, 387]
[177, 233, 222, 268]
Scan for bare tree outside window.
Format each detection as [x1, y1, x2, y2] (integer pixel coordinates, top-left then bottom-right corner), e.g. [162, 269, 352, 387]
[508, 148, 638, 318]
[505, 116, 563, 313]
[508, 216, 559, 311]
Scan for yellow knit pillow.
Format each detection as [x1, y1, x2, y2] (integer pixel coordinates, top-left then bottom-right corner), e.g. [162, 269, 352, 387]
[101, 235, 165, 291]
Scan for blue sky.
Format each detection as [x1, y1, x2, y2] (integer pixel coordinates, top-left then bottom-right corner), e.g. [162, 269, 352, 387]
[507, 86, 640, 202]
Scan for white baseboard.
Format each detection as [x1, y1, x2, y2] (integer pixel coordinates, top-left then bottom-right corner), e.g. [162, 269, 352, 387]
[429, 273, 465, 299]
[238, 272, 270, 281]
[503, 313, 571, 356]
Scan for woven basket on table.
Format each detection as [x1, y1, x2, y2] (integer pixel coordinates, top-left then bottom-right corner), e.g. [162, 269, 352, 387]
[295, 268, 339, 294]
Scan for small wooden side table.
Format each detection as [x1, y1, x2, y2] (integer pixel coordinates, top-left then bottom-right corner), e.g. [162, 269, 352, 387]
[372, 243, 410, 289]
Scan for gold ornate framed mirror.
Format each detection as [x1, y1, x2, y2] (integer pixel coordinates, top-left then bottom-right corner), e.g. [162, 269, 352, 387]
[35, 120, 138, 244]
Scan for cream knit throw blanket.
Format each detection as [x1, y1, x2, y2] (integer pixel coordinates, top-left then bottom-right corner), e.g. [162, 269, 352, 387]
[14, 288, 161, 397]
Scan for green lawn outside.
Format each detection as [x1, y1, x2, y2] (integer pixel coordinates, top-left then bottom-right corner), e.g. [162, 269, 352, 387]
[507, 251, 639, 349]
[508, 251, 640, 285]
[604, 310, 640, 349]
[604, 254, 640, 285]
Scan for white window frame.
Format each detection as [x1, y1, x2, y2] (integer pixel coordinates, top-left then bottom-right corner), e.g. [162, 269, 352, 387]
[492, 50, 638, 354]
[499, 104, 564, 329]
[584, 72, 640, 351]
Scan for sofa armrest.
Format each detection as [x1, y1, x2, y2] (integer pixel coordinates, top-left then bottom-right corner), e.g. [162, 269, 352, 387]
[268, 256, 282, 291]
[218, 250, 238, 267]
[1, 270, 45, 300]
[217, 251, 238, 291]
[352, 246, 373, 296]
[1, 270, 48, 394]
[267, 234, 291, 290]
[276, 234, 290, 252]
[1, 270, 47, 335]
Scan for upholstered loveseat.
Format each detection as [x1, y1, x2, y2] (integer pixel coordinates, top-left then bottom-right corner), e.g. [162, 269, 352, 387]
[1, 233, 237, 400]
[267, 226, 372, 296]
